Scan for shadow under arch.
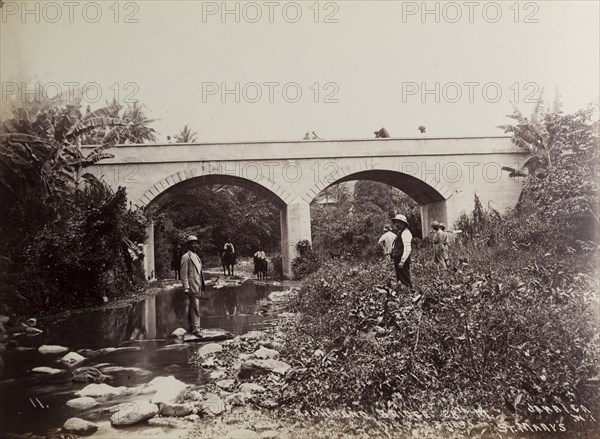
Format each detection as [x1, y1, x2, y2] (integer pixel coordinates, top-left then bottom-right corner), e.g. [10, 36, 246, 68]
[141, 174, 288, 210]
[313, 169, 451, 236]
[330, 169, 449, 205]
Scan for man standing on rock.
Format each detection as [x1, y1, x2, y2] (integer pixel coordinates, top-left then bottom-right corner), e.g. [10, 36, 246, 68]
[391, 214, 414, 291]
[180, 235, 206, 336]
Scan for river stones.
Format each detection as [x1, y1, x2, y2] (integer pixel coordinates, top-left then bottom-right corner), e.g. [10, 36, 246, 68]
[223, 429, 259, 439]
[197, 328, 234, 342]
[253, 347, 279, 359]
[159, 402, 194, 417]
[172, 327, 187, 337]
[239, 383, 266, 394]
[38, 345, 69, 354]
[215, 379, 235, 390]
[225, 392, 246, 406]
[258, 340, 284, 351]
[242, 331, 266, 341]
[148, 376, 188, 404]
[66, 396, 99, 410]
[197, 343, 223, 357]
[63, 417, 99, 435]
[260, 431, 280, 439]
[76, 383, 128, 397]
[201, 393, 225, 415]
[238, 359, 291, 378]
[99, 366, 151, 377]
[61, 352, 85, 366]
[110, 401, 159, 426]
[31, 366, 63, 375]
[147, 417, 187, 428]
[72, 367, 109, 383]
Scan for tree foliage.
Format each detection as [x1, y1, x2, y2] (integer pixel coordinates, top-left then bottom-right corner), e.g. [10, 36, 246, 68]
[0, 96, 148, 315]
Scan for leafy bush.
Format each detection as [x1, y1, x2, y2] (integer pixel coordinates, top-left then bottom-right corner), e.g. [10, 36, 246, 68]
[291, 240, 321, 280]
[281, 247, 600, 422]
[271, 254, 284, 279]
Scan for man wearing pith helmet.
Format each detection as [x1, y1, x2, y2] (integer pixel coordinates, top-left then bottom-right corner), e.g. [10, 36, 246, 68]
[391, 214, 414, 290]
[431, 220, 446, 268]
[180, 235, 206, 336]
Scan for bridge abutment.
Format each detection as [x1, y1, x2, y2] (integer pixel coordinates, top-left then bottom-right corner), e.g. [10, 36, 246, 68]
[280, 200, 312, 279]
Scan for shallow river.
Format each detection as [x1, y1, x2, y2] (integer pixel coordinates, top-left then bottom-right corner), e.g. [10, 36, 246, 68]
[0, 277, 285, 435]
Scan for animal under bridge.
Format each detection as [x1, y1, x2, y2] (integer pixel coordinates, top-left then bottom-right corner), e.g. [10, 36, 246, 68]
[87, 136, 527, 278]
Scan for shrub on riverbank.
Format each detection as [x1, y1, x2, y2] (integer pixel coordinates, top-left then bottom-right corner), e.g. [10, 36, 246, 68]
[281, 247, 600, 425]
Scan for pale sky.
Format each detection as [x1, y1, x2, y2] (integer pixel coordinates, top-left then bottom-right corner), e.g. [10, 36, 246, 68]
[1, 0, 599, 142]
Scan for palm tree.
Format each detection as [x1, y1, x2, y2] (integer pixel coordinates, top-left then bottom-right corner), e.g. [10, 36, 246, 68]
[0, 94, 126, 205]
[498, 92, 563, 176]
[113, 102, 158, 144]
[174, 125, 198, 143]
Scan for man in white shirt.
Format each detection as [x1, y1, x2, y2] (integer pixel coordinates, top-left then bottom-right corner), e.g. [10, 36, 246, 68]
[391, 214, 413, 290]
[377, 225, 397, 260]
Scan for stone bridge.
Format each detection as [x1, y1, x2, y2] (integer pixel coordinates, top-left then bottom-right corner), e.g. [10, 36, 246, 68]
[87, 136, 527, 278]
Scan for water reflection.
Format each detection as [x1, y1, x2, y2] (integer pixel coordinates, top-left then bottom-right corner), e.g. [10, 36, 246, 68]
[0, 279, 285, 435]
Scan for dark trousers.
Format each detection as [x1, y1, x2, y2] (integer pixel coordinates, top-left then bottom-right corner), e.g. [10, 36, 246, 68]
[394, 257, 413, 289]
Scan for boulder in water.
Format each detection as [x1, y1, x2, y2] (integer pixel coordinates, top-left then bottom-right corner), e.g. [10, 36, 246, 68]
[38, 344, 69, 354]
[159, 402, 194, 417]
[197, 343, 223, 357]
[110, 400, 159, 426]
[63, 417, 98, 435]
[31, 366, 63, 375]
[147, 376, 189, 404]
[61, 352, 85, 366]
[76, 383, 128, 397]
[66, 396, 99, 410]
[72, 367, 109, 383]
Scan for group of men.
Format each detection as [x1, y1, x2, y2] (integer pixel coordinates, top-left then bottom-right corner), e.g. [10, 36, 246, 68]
[378, 214, 414, 289]
[378, 215, 453, 291]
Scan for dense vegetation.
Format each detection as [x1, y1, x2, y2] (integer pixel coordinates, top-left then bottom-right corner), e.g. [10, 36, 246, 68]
[281, 105, 600, 432]
[0, 95, 149, 316]
[151, 185, 281, 277]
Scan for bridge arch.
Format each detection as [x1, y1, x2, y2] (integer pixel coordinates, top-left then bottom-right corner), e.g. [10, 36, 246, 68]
[136, 168, 291, 209]
[304, 165, 454, 237]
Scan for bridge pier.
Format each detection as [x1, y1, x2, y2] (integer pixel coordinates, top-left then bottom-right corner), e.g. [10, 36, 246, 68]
[280, 200, 312, 279]
[420, 201, 448, 237]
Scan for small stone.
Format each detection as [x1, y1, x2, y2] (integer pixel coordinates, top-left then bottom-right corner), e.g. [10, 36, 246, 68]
[224, 429, 259, 439]
[198, 328, 234, 341]
[148, 376, 189, 404]
[209, 369, 227, 381]
[147, 417, 186, 428]
[31, 366, 63, 375]
[61, 352, 86, 366]
[258, 399, 279, 409]
[172, 328, 187, 337]
[253, 347, 279, 359]
[258, 340, 284, 351]
[38, 345, 69, 354]
[238, 359, 291, 378]
[63, 417, 98, 435]
[226, 392, 246, 406]
[110, 400, 159, 426]
[313, 349, 325, 357]
[25, 327, 43, 335]
[184, 414, 200, 422]
[243, 331, 266, 340]
[99, 366, 151, 377]
[239, 383, 266, 394]
[197, 343, 223, 357]
[201, 393, 225, 415]
[260, 431, 280, 439]
[72, 367, 109, 383]
[238, 353, 254, 361]
[66, 397, 99, 410]
[160, 402, 194, 417]
[216, 379, 235, 390]
[76, 383, 128, 397]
